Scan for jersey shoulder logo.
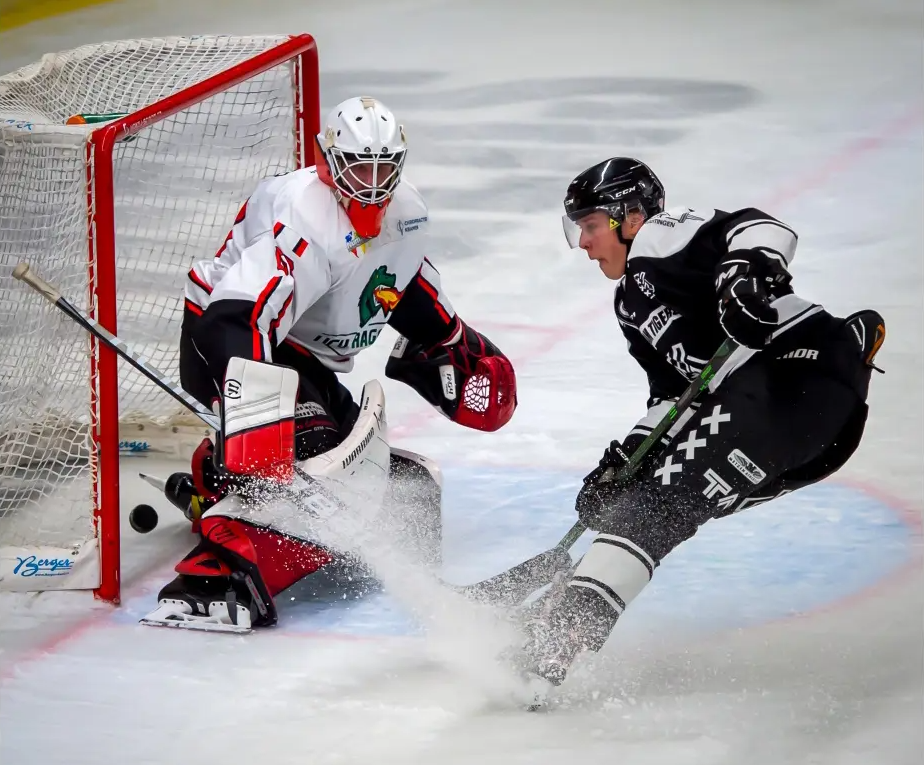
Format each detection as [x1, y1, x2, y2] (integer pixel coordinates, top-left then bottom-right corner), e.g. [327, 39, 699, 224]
[634, 271, 656, 299]
[359, 265, 404, 327]
[649, 209, 705, 228]
[345, 230, 370, 257]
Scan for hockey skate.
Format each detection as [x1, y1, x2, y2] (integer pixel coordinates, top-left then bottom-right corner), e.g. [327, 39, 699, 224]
[514, 579, 619, 710]
[140, 571, 260, 634]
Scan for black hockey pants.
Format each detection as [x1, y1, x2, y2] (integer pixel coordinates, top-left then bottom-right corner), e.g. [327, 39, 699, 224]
[596, 308, 881, 565]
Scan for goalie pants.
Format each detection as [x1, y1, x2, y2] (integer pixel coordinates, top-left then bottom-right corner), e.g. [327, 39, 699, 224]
[568, 308, 880, 627]
[179, 307, 359, 460]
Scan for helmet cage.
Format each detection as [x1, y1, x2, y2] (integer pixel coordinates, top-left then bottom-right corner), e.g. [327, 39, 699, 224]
[327, 146, 406, 205]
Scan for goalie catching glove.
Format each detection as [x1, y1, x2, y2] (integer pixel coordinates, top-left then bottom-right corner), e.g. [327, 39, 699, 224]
[385, 319, 517, 432]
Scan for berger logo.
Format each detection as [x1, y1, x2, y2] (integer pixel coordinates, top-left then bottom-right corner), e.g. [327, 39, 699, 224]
[119, 440, 152, 454]
[13, 555, 73, 578]
[3, 118, 35, 131]
[359, 266, 403, 327]
[727, 449, 766, 485]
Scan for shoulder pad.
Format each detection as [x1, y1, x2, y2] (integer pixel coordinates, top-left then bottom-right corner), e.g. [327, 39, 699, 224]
[629, 207, 716, 262]
[278, 169, 337, 243]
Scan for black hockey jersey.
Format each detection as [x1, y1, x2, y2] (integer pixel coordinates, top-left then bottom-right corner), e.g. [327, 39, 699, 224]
[613, 205, 835, 450]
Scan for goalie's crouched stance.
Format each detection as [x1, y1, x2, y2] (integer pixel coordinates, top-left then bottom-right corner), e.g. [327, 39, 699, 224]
[143, 329, 516, 633]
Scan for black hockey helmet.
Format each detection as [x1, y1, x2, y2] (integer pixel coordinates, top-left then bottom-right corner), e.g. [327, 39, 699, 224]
[562, 157, 665, 248]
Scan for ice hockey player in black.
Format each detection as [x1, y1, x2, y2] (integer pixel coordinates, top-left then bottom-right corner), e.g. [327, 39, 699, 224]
[520, 157, 886, 695]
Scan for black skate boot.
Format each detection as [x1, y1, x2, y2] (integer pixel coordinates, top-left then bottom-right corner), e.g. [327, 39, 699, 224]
[141, 570, 261, 634]
[518, 585, 620, 709]
[140, 516, 279, 634]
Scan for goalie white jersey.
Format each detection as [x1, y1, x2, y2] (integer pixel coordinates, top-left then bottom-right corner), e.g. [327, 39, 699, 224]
[185, 167, 452, 372]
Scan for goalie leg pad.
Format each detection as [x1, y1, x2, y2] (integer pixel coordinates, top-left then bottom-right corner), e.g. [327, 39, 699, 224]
[143, 514, 335, 632]
[385, 448, 443, 567]
[194, 514, 333, 600]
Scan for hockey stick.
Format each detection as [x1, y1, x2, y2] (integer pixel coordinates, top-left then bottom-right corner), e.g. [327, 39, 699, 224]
[13, 262, 344, 509]
[13, 262, 220, 432]
[459, 336, 741, 605]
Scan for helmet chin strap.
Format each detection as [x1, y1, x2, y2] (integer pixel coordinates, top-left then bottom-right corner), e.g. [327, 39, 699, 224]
[613, 218, 633, 253]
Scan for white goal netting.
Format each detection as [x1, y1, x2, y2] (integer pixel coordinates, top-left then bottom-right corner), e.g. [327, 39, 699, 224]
[0, 35, 305, 591]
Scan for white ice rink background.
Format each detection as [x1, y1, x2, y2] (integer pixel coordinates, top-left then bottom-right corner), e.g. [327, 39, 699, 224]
[0, 1, 922, 763]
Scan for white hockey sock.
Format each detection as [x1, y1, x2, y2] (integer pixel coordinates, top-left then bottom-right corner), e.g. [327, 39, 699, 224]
[568, 533, 656, 615]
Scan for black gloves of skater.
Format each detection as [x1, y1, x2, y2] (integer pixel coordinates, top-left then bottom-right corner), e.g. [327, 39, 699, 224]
[575, 439, 633, 529]
[715, 249, 792, 349]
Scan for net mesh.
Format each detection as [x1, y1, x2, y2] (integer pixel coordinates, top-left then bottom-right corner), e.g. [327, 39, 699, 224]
[0, 36, 299, 565]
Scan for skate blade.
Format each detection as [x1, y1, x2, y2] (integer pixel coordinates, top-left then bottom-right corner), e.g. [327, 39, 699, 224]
[139, 600, 253, 634]
[522, 671, 554, 711]
[139, 617, 252, 635]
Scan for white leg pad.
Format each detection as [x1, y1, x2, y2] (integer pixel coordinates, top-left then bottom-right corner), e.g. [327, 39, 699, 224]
[390, 446, 443, 489]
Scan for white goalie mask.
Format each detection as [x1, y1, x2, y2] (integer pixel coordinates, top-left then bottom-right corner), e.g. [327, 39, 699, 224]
[314, 96, 408, 239]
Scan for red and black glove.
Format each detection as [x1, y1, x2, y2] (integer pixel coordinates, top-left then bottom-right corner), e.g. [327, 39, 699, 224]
[386, 319, 517, 432]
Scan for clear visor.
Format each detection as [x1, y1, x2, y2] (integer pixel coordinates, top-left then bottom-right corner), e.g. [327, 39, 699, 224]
[561, 202, 644, 249]
[329, 147, 406, 205]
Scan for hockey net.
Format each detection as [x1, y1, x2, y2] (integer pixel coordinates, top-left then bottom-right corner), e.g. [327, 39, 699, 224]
[0, 34, 319, 601]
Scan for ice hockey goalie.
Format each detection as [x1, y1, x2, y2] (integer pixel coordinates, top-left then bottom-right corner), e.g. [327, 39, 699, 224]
[141, 96, 517, 633]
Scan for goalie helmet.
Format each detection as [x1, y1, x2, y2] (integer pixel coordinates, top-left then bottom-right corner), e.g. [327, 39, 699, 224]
[314, 96, 408, 240]
[562, 157, 665, 248]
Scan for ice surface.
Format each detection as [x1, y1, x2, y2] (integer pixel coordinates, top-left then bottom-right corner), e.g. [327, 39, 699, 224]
[1, 1, 922, 763]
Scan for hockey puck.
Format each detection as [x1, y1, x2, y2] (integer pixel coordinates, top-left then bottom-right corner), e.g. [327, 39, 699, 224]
[129, 503, 159, 534]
